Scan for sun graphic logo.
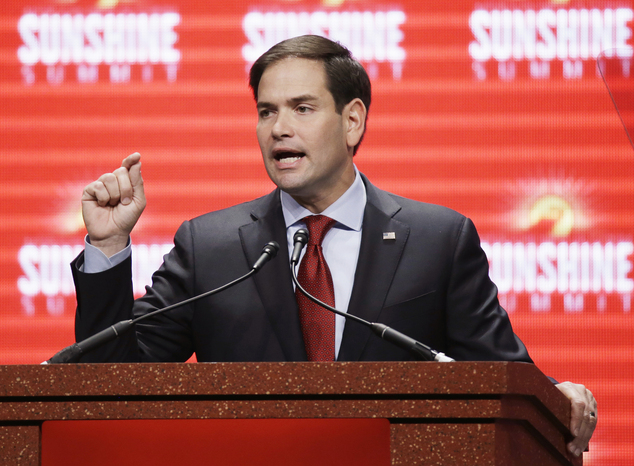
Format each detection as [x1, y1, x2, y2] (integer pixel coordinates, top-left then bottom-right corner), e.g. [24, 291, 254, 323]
[528, 194, 575, 237]
[480, 176, 634, 309]
[480, 179, 634, 303]
[511, 178, 591, 238]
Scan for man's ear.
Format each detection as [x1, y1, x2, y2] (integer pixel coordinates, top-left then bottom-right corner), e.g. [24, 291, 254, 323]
[344, 98, 367, 151]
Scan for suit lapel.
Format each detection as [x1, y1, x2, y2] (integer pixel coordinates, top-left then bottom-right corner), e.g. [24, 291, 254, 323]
[338, 177, 410, 361]
[238, 191, 307, 361]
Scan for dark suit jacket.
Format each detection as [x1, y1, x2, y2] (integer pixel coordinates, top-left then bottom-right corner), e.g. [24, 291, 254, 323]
[73, 175, 532, 364]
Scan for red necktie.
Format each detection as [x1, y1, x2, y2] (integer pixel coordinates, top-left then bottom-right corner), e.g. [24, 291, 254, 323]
[296, 215, 337, 361]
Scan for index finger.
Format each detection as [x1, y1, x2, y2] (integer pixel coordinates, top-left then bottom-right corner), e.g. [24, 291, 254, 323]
[569, 392, 586, 436]
[575, 411, 597, 445]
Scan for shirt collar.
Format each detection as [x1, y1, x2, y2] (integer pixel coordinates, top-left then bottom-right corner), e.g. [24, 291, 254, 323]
[281, 166, 366, 231]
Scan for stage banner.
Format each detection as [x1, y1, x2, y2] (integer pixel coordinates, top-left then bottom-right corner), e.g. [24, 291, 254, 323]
[1, 1, 632, 463]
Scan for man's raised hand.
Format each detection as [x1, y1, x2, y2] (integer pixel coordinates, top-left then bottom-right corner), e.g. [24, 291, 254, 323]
[82, 153, 146, 257]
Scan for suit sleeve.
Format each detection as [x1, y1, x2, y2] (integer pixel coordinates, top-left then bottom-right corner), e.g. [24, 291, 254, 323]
[73, 252, 140, 362]
[444, 217, 533, 363]
[73, 221, 197, 362]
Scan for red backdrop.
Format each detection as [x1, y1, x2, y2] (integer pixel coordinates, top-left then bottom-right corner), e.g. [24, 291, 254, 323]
[1, 0, 633, 463]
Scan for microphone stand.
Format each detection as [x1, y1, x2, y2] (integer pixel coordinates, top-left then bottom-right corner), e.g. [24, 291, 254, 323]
[291, 230, 453, 362]
[43, 241, 280, 364]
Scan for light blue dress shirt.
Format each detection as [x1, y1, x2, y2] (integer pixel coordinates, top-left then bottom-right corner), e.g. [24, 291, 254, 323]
[282, 167, 366, 358]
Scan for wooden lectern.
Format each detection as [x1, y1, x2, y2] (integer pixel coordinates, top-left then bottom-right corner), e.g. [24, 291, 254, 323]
[0, 362, 581, 465]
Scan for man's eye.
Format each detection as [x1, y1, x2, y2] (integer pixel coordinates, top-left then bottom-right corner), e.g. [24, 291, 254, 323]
[259, 109, 271, 118]
[297, 106, 310, 113]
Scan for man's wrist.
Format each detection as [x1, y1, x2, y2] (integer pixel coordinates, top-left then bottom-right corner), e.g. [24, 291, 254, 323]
[87, 234, 130, 258]
[84, 235, 132, 273]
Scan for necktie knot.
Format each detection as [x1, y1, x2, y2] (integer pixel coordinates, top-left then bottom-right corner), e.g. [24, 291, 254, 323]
[303, 215, 336, 246]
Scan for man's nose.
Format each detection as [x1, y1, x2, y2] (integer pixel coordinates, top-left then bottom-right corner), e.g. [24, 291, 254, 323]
[271, 110, 294, 139]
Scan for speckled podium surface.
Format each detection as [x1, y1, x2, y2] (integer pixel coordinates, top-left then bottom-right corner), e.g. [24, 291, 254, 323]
[0, 361, 581, 465]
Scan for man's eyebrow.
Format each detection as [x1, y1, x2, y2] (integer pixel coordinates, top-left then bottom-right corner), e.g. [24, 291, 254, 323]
[288, 94, 318, 104]
[256, 101, 275, 110]
[257, 94, 319, 109]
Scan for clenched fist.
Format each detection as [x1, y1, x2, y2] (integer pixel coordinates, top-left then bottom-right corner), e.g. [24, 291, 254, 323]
[82, 152, 146, 257]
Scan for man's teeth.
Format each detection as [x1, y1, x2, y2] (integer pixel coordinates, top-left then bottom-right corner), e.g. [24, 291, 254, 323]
[278, 156, 301, 163]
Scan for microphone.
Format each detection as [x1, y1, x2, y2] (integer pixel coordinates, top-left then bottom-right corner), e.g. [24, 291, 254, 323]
[253, 241, 281, 272]
[291, 228, 309, 264]
[43, 241, 280, 364]
[290, 230, 453, 362]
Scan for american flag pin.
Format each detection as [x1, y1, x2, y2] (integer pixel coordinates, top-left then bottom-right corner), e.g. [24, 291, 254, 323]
[383, 232, 396, 240]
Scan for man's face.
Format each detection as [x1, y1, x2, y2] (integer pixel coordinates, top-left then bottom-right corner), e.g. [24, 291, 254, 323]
[256, 58, 357, 212]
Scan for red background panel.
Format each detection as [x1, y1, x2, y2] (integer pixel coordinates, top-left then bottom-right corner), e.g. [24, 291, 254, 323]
[1, 0, 633, 463]
[41, 419, 391, 466]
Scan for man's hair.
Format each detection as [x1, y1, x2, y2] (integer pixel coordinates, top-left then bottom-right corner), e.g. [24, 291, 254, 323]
[249, 35, 371, 154]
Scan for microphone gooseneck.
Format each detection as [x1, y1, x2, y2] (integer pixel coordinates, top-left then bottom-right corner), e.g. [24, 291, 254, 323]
[43, 241, 280, 364]
[290, 230, 453, 363]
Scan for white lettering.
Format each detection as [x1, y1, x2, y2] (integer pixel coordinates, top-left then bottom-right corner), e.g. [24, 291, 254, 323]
[469, 10, 491, 61]
[558, 242, 579, 292]
[483, 241, 634, 294]
[241, 10, 406, 64]
[85, 13, 103, 64]
[557, 8, 579, 60]
[617, 242, 634, 292]
[537, 9, 557, 60]
[17, 245, 40, 296]
[469, 8, 634, 61]
[531, 293, 552, 311]
[492, 10, 513, 60]
[513, 9, 536, 60]
[110, 63, 130, 83]
[564, 293, 584, 312]
[17, 243, 173, 304]
[529, 60, 550, 78]
[17, 14, 40, 65]
[160, 12, 181, 63]
[60, 14, 84, 64]
[77, 64, 98, 82]
[17, 244, 82, 297]
[616, 8, 634, 57]
[16, 12, 181, 66]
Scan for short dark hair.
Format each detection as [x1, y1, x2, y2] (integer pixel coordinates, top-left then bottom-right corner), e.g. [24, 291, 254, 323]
[249, 35, 371, 154]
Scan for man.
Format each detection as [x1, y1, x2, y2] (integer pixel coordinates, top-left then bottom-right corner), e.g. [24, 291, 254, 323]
[74, 35, 596, 456]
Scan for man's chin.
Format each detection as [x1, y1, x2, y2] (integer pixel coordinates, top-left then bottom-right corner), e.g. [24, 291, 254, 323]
[276, 183, 307, 196]
[268, 171, 307, 193]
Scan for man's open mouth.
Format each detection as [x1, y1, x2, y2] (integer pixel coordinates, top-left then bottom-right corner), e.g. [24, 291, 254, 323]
[274, 151, 305, 163]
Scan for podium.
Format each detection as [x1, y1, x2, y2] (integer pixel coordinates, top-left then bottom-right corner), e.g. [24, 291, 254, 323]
[0, 362, 581, 465]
